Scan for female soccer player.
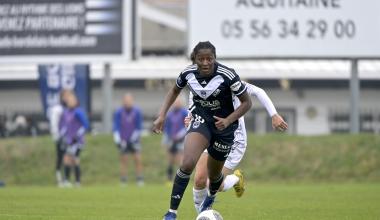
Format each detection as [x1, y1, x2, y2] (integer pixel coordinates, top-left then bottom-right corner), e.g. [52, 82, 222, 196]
[60, 93, 89, 187]
[190, 82, 288, 213]
[152, 41, 252, 220]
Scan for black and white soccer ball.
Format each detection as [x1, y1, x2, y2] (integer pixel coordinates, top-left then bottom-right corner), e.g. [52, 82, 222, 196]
[196, 210, 223, 220]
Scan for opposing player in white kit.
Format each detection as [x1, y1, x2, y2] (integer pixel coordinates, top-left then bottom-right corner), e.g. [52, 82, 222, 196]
[189, 81, 288, 213]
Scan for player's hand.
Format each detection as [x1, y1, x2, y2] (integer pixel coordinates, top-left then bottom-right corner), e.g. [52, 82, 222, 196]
[213, 116, 230, 131]
[152, 116, 165, 134]
[120, 140, 127, 150]
[184, 115, 192, 128]
[272, 114, 288, 132]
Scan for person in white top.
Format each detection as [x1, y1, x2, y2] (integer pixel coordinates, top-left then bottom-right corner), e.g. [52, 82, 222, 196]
[48, 89, 73, 186]
[188, 81, 288, 213]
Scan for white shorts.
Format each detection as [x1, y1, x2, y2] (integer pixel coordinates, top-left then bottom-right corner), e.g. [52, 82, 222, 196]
[224, 140, 246, 170]
[65, 143, 82, 158]
[203, 139, 246, 170]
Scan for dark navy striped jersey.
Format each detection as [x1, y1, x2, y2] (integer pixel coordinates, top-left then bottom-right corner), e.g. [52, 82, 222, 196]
[176, 62, 247, 131]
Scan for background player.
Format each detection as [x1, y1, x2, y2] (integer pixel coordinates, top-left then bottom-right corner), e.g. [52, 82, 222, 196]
[113, 93, 144, 186]
[189, 81, 288, 212]
[49, 89, 73, 186]
[60, 93, 89, 187]
[162, 97, 188, 182]
[153, 41, 252, 220]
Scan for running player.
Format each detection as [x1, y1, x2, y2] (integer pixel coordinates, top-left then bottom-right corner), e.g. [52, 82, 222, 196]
[60, 93, 89, 187]
[190, 82, 288, 213]
[152, 41, 252, 220]
[113, 93, 144, 186]
[162, 97, 188, 182]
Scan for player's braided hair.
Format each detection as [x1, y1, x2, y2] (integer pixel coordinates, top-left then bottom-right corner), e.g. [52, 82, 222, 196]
[192, 41, 216, 60]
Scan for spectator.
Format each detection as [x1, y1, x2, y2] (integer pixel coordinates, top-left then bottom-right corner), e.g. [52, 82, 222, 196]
[60, 93, 89, 187]
[113, 93, 144, 186]
[162, 97, 188, 182]
[49, 89, 73, 186]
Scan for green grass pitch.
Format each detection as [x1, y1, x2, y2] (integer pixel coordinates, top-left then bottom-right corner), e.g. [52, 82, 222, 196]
[0, 183, 379, 220]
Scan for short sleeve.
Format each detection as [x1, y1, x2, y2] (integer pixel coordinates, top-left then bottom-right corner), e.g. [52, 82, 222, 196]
[176, 72, 187, 89]
[229, 72, 247, 96]
[176, 64, 197, 89]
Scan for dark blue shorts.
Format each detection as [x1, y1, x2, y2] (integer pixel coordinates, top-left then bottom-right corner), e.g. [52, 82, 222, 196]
[187, 114, 237, 161]
[118, 142, 141, 154]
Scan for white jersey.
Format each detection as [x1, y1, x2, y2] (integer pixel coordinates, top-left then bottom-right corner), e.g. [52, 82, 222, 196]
[49, 104, 64, 141]
[189, 81, 278, 170]
[231, 82, 278, 146]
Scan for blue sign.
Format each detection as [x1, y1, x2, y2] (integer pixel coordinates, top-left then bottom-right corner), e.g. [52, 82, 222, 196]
[38, 64, 91, 119]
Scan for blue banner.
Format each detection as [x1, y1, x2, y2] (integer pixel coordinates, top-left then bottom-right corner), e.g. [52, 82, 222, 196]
[38, 64, 91, 119]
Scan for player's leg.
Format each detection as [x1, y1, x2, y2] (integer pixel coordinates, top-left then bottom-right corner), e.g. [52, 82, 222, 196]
[73, 147, 81, 186]
[199, 154, 225, 212]
[120, 153, 128, 184]
[199, 132, 235, 212]
[219, 167, 236, 191]
[132, 150, 144, 186]
[55, 140, 64, 185]
[222, 141, 246, 196]
[167, 145, 176, 181]
[164, 132, 209, 219]
[62, 150, 72, 187]
[218, 139, 242, 191]
[192, 152, 208, 213]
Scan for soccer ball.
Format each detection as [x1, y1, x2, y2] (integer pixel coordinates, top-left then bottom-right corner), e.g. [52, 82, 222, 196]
[196, 210, 223, 220]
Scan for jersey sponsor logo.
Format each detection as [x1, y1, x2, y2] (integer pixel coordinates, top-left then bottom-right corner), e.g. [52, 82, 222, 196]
[212, 89, 221, 97]
[230, 81, 242, 92]
[213, 141, 231, 153]
[194, 99, 221, 110]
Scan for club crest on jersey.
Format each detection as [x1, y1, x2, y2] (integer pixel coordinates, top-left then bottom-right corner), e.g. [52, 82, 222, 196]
[201, 91, 206, 97]
[230, 81, 242, 92]
[212, 89, 221, 97]
[193, 121, 200, 129]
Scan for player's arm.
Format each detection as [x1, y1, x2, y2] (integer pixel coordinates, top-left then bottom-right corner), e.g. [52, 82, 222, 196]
[112, 110, 121, 144]
[74, 108, 89, 136]
[188, 91, 194, 110]
[184, 91, 194, 128]
[130, 109, 143, 143]
[244, 81, 277, 116]
[214, 74, 252, 130]
[244, 81, 288, 131]
[174, 109, 188, 140]
[49, 105, 63, 141]
[214, 90, 251, 130]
